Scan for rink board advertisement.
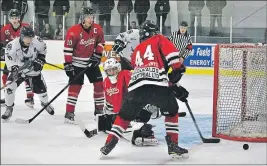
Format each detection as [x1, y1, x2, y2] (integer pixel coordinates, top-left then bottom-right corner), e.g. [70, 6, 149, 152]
[0, 41, 216, 75]
[183, 45, 213, 67]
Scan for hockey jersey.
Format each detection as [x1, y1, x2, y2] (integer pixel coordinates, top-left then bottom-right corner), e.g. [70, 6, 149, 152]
[5, 36, 47, 77]
[0, 23, 29, 46]
[128, 34, 182, 91]
[103, 70, 131, 113]
[63, 23, 105, 68]
[115, 29, 140, 61]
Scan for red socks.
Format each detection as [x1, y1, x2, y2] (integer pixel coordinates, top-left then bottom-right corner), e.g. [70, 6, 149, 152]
[165, 113, 179, 143]
[66, 85, 82, 113]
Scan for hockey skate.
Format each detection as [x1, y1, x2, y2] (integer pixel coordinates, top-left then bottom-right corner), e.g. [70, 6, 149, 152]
[0, 99, 5, 107]
[131, 124, 159, 146]
[41, 102, 55, 115]
[25, 98, 34, 108]
[100, 136, 118, 156]
[64, 112, 76, 125]
[165, 135, 189, 159]
[2, 105, 14, 122]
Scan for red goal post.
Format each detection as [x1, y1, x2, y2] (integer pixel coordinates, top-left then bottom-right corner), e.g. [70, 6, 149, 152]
[212, 43, 267, 142]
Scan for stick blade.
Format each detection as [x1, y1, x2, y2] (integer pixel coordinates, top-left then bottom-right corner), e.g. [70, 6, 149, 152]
[75, 118, 98, 138]
[84, 129, 98, 138]
[179, 112, 186, 117]
[203, 138, 221, 143]
[15, 118, 30, 124]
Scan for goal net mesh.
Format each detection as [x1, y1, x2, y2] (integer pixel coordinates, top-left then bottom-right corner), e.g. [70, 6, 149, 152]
[213, 43, 267, 141]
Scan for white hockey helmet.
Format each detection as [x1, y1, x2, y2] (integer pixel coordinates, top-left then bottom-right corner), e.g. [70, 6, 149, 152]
[103, 58, 121, 83]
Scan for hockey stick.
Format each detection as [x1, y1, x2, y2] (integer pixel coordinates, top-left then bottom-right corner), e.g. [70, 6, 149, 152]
[179, 112, 186, 117]
[185, 100, 220, 143]
[75, 118, 98, 138]
[15, 64, 92, 124]
[45, 62, 64, 70]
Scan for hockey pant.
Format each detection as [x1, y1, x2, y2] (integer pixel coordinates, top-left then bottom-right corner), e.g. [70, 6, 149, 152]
[5, 74, 49, 107]
[2, 64, 34, 99]
[104, 85, 180, 146]
[66, 66, 104, 114]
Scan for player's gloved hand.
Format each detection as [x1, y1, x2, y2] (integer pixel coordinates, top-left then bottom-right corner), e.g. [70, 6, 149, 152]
[11, 65, 19, 73]
[8, 65, 23, 82]
[186, 43, 193, 50]
[171, 84, 189, 102]
[33, 57, 46, 72]
[89, 53, 102, 67]
[112, 39, 125, 54]
[168, 65, 186, 84]
[64, 62, 75, 78]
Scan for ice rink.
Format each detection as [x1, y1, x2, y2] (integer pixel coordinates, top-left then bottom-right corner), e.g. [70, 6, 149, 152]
[1, 70, 267, 164]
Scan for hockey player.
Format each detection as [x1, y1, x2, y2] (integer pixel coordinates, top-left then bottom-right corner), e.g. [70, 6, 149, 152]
[102, 58, 158, 146]
[2, 25, 54, 121]
[63, 7, 105, 124]
[0, 9, 34, 108]
[100, 20, 189, 158]
[112, 28, 140, 70]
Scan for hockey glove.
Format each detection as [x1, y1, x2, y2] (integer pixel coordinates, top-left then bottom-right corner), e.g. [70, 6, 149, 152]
[8, 65, 24, 82]
[171, 84, 189, 102]
[63, 62, 75, 78]
[112, 39, 125, 54]
[33, 57, 46, 72]
[168, 65, 186, 84]
[89, 53, 102, 67]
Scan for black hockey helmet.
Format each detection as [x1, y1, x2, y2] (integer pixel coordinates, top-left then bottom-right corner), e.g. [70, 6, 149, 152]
[80, 7, 95, 21]
[139, 20, 160, 41]
[8, 9, 20, 19]
[180, 21, 188, 27]
[20, 25, 35, 39]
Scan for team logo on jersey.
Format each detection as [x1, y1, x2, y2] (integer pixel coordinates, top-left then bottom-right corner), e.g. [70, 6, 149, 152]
[80, 38, 95, 47]
[67, 40, 72, 46]
[106, 88, 119, 96]
[6, 43, 12, 51]
[5, 30, 10, 35]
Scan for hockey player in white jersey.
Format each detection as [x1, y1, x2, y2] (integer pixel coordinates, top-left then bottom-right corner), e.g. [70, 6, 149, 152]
[2, 25, 55, 121]
[112, 29, 140, 70]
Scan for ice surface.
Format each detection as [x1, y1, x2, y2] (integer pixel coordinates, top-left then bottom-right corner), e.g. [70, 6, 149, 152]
[1, 71, 266, 164]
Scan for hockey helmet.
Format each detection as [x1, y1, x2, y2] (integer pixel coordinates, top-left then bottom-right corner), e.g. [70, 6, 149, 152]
[103, 58, 121, 83]
[20, 25, 35, 38]
[180, 21, 188, 27]
[8, 9, 20, 19]
[80, 7, 95, 21]
[139, 20, 160, 41]
[20, 25, 35, 46]
[179, 21, 188, 34]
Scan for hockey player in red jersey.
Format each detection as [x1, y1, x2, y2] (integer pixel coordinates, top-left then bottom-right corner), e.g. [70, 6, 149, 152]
[101, 57, 159, 146]
[0, 9, 34, 108]
[63, 7, 105, 124]
[100, 20, 189, 159]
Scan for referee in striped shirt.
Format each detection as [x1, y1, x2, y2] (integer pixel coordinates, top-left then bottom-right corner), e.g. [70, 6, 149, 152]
[168, 21, 193, 63]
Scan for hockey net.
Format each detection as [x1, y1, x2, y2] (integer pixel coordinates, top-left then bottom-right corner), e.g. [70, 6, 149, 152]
[212, 43, 267, 142]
